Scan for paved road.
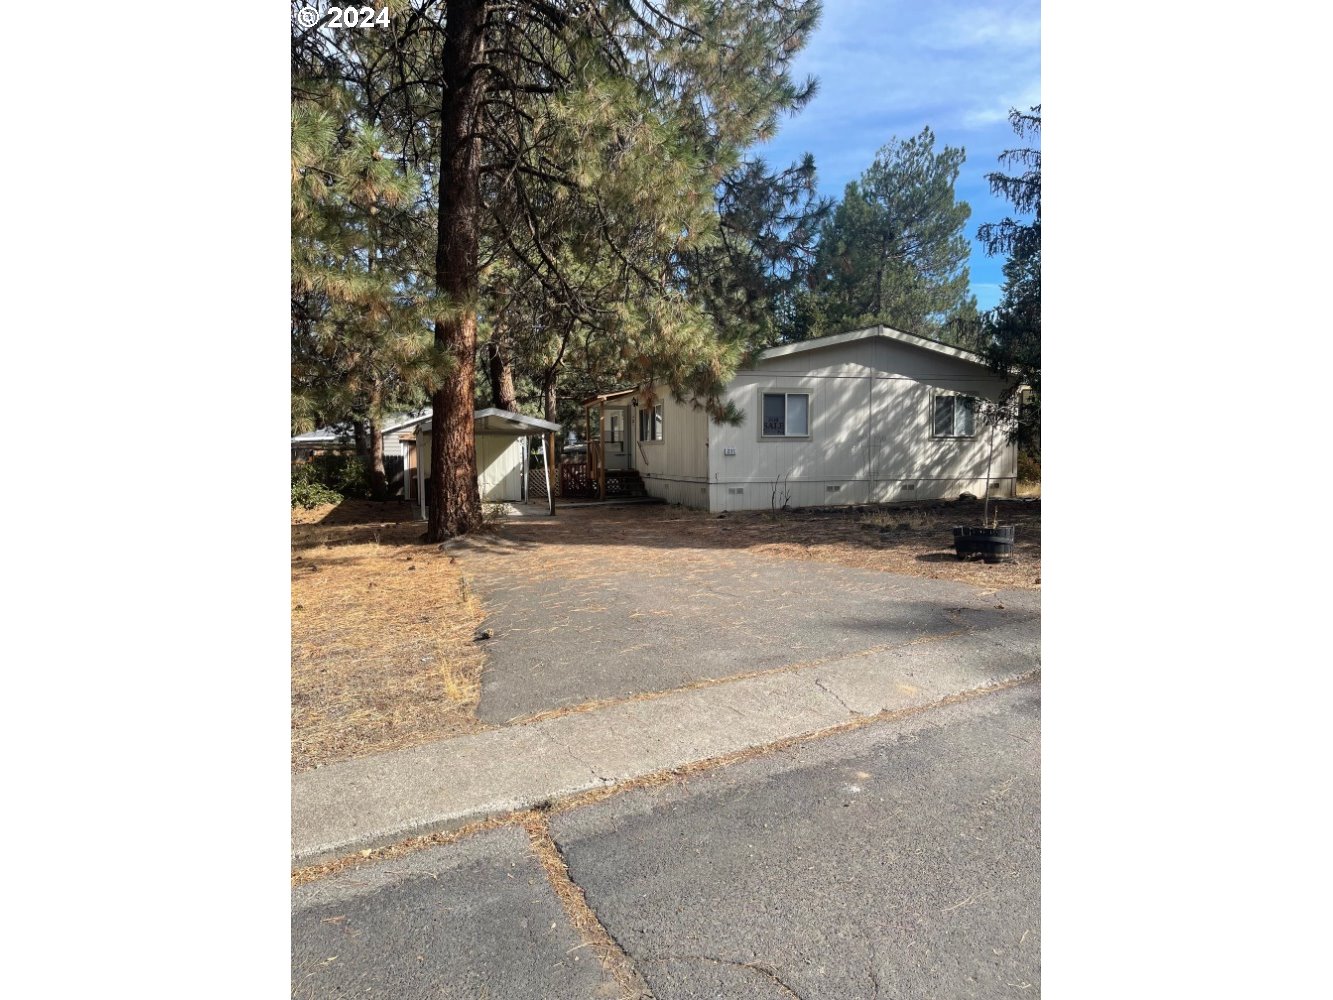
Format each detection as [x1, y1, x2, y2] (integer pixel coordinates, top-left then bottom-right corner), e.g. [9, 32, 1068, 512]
[293, 682, 1040, 998]
[292, 827, 622, 999]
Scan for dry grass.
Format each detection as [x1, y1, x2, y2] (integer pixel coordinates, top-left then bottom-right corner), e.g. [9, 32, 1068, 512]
[292, 499, 488, 773]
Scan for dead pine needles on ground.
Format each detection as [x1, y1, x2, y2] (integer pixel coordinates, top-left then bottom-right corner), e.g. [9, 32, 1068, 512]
[470, 497, 1041, 592]
[291, 499, 488, 772]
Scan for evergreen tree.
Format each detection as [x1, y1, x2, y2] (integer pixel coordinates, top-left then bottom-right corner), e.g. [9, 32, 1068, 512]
[290, 80, 449, 498]
[688, 154, 831, 353]
[801, 127, 976, 342]
[978, 106, 1040, 455]
[294, 2, 823, 535]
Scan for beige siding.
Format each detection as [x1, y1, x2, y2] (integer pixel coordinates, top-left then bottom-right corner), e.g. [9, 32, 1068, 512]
[477, 436, 525, 502]
[417, 431, 526, 503]
[705, 336, 1018, 513]
[636, 392, 711, 508]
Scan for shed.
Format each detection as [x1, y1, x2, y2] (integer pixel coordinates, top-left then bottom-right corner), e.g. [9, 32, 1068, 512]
[398, 408, 562, 519]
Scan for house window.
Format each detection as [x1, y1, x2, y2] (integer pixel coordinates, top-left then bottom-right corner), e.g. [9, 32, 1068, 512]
[933, 395, 976, 437]
[638, 403, 663, 442]
[762, 392, 810, 437]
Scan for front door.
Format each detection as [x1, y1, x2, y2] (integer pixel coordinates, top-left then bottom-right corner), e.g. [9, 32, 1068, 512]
[602, 406, 631, 470]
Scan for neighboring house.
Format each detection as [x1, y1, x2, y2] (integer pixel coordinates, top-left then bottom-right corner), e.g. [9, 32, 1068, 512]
[584, 325, 1020, 513]
[398, 408, 563, 517]
[290, 412, 428, 497]
[290, 426, 355, 463]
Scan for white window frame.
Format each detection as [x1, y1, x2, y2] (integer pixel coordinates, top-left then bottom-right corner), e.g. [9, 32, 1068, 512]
[638, 402, 664, 443]
[932, 394, 977, 438]
[759, 389, 812, 440]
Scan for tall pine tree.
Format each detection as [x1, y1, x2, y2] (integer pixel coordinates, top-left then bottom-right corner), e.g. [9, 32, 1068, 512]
[978, 106, 1040, 455]
[294, 2, 824, 535]
[291, 80, 449, 498]
[799, 127, 976, 343]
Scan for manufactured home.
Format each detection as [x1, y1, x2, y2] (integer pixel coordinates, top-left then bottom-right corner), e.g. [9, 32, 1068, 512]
[582, 325, 1020, 513]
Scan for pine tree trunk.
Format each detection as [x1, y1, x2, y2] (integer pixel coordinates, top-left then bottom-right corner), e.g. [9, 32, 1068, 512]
[486, 341, 518, 412]
[353, 419, 370, 459]
[542, 377, 558, 425]
[369, 382, 388, 501]
[369, 424, 388, 500]
[428, 0, 486, 542]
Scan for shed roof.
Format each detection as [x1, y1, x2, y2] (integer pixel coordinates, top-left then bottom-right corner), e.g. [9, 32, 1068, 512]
[400, 407, 561, 439]
[473, 408, 562, 436]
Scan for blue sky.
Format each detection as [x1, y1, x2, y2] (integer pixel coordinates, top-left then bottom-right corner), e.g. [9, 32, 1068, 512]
[754, 0, 1041, 311]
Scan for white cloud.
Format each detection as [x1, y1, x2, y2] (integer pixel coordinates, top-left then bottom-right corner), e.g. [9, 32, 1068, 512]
[753, 1, 1041, 304]
[961, 81, 1043, 127]
[786, 0, 1041, 137]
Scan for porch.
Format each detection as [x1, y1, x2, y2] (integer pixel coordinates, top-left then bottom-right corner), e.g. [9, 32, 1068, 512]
[561, 387, 649, 500]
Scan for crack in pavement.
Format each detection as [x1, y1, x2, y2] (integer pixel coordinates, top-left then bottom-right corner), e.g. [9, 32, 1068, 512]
[647, 954, 809, 999]
[559, 743, 611, 785]
[814, 676, 861, 716]
[523, 812, 655, 999]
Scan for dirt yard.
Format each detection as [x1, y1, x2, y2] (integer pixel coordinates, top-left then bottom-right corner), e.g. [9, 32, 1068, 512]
[714, 496, 1041, 589]
[480, 496, 1041, 591]
[291, 500, 488, 773]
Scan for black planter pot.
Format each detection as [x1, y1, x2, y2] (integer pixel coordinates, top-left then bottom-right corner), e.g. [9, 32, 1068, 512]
[953, 525, 1015, 563]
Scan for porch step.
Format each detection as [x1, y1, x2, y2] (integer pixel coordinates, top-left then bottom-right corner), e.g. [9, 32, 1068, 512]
[604, 469, 647, 498]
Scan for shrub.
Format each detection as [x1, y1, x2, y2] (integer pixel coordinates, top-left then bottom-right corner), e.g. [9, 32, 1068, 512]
[299, 452, 372, 499]
[291, 463, 343, 509]
[328, 453, 371, 498]
[1017, 449, 1040, 483]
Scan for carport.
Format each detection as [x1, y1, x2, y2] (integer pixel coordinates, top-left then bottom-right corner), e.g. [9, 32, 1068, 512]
[401, 408, 562, 520]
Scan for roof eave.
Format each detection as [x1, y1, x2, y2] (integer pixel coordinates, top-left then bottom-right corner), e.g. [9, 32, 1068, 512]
[756, 325, 991, 368]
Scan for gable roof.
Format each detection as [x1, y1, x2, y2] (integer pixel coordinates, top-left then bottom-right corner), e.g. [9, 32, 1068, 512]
[291, 411, 430, 443]
[291, 427, 352, 444]
[380, 409, 433, 436]
[757, 325, 989, 367]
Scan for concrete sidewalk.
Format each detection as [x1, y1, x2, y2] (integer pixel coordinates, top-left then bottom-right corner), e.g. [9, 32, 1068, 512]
[292, 612, 1039, 867]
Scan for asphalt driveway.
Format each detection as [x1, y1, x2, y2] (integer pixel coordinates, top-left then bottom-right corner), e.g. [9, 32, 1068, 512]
[453, 506, 1039, 724]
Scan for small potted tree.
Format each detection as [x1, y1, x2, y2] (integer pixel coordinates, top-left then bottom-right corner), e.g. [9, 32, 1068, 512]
[953, 398, 1018, 563]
